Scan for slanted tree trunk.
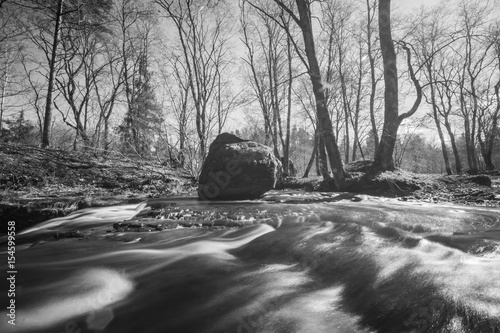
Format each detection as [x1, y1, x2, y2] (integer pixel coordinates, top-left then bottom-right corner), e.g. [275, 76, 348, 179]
[249, 0, 347, 187]
[303, 134, 317, 178]
[427, 63, 452, 175]
[432, 109, 452, 175]
[294, 0, 346, 188]
[436, 65, 463, 174]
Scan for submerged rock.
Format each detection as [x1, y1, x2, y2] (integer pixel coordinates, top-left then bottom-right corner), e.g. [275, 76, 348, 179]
[54, 230, 82, 239]
[198, 133, 281, 200]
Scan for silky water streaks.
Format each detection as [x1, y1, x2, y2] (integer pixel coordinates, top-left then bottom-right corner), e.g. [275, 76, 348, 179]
[2, 192, 500, 332]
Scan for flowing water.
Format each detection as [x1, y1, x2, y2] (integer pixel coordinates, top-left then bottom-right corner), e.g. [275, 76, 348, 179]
[2, 191, 500, 333]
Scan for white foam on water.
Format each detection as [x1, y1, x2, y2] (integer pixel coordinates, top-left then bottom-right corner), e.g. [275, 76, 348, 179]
[0, 268, 134, 332]
[19, 204, 142, 235]
[121, 237, 142, 244]
[126, 224, 276, 276]
[265, 286, 374, 333]
[374, 238, 500, 320]
[28, 224, 275, 278]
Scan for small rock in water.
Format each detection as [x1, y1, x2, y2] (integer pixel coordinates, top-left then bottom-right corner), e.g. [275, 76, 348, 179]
[54, 230, 82, 239]
[128, 222, 144, 229]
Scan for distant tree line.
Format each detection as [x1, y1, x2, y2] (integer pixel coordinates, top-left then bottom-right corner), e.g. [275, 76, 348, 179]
[0, 0, 499, 182]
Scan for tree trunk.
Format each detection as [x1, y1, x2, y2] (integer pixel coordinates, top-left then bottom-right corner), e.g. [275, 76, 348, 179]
[482, 146, 495, 171]
[427, 64, 452, 175]
[374, 0, 398, 171]
[303, 130, 318, 178]
[469, 78, 480, 172]
[462, 114, 477, 173]
[0, 70, 7, 137]
[317, 134, 329, 179]
[41, 0, 64, 148]
[103, 117, 110, 154]
[442, 118, 462, 174]
[483, 80, 500, 170]
[433, 113, 452, 175]
[352, 43, 364, 162]
[439, 72, 462, 174]
[284, 31, 293, 176]
[268, 35, 280, 158]
[295, 0, 346, 188]
[366, 0, 379, 154]
[338, 46, 350, 164]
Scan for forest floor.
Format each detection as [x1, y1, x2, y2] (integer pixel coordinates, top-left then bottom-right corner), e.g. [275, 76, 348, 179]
[0, 143, 197, 230]
[1, 142, 499, 231]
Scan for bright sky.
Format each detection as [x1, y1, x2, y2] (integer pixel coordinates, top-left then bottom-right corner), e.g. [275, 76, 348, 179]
[397, 0, 445, 10]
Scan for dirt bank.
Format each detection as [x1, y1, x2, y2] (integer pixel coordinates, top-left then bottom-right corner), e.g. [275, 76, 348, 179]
[0, 143, 196, 230]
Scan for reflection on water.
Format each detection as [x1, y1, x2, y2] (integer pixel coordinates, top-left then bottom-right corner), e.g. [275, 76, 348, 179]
[1, 191, 500, 332]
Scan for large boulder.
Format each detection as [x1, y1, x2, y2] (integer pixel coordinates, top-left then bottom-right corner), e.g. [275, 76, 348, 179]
[198, 133, 281, 200]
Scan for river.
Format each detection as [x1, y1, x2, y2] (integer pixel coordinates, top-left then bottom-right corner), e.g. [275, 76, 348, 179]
[1, 191, 500, 333]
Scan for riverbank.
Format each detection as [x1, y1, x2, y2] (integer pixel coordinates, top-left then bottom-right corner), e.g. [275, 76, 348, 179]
[1, 143, 499, 231]
[0, 143, 196, 230]
[278, 167, 500, 206]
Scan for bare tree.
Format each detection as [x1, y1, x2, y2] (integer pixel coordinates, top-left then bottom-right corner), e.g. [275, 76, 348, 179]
[0, 2, 28, 136]
[434, 59, 463, 173]
[477, 23, 500, 170]
[54, 19, 111, 149]
[410, 5, 454, 174]
[158, 53, 192, 167]
[240, 10, 274, 147]
[40, 0, 64, 148]
[20, 54, 44, 135]
[108, 0, 163, 156]
[20, 0, 112, 148]
[365, 0, 380, 154]
[321, 0, 356, 163]
[373, 0, 422, 171]
[247, 0, 348, 187]
[93, 42, 125, 154]
[454, 0, 496, 172]
[240, 0, 297, 176]
[156, 0, 235, 163]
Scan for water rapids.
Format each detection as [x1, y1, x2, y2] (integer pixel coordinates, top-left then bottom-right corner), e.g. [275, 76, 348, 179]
[1, 191, 500, 333]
